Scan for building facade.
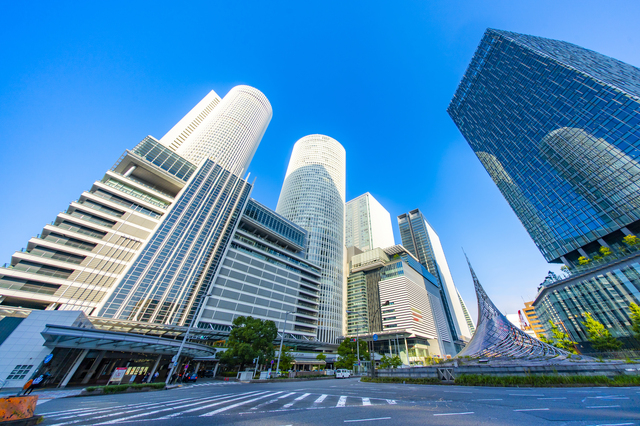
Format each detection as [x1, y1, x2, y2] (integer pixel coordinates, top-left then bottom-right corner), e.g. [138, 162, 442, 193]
[398, 209, 474, 341]
[276, 134, 347, 344]
[345, 193, 395, 252]
[0, 87, 272, 326]
[448, 28, 640, 347]
[197, 198, 321, 341]
[346, 245, 457, 359]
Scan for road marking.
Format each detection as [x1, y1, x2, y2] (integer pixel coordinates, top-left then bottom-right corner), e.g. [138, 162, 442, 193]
[538, 397, 566, 400]
[444, 390, 472, 394]
[434, 412, 474, 416]
[585, 423, 634, 426]
[477, 398, 503, 401]
[337, 396, 347, 407]
[514, 408, 549, 412]
[586, 405, 621, 409]
[94, 392, 260, 424]
[314, 394, 328, 403]
[250, 392, 296, 410]
[509, 394, 545, 397]
[386, 399, 396, 405]
[156, 391, 266, 419]
[201, 392, 282, 416]
[344, 417, 391, 423]
[283, 393, 310, 408]
[362, 398, 371, 406]
[586, 396, 629, 400]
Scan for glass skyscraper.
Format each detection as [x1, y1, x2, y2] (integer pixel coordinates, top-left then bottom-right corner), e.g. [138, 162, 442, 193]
[448, 29, 640, 266]
[449, 29, 640, 350]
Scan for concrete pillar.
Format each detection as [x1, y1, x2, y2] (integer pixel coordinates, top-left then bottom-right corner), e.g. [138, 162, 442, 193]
[123, 165, 137, 177]
[194, 362, 201, 375]
[598, 239, 611, 249]
[81, 350, 106, 384]
[404, 338, 409, 364]
[622, 227, 633, 236]
[560, 256, 573, 269]
[578, 248, 589, 258]
[213, 361, 220, 377]
[148, 355, 162, 380]
[59, 349, 89, 388]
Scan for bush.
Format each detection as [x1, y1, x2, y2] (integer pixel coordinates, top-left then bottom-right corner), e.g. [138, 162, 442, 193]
[85, 382, 165, 394]
[360, 377, 440, 385]
[221, 371, 239, 377]
[361, 375, 640, 387]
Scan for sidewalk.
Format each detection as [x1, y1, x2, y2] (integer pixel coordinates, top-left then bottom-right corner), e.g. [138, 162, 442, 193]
[0, 387, 85, 404]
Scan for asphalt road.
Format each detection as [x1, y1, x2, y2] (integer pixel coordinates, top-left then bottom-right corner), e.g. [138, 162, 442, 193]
[36, 378, 640, 425]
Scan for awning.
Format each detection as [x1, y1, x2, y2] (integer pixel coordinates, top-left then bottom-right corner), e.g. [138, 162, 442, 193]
[293, 360, 326, 365]
[41, 324, 216, 358]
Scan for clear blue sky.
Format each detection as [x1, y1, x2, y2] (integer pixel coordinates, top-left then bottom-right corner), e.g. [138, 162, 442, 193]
[1, 1, 639, 321]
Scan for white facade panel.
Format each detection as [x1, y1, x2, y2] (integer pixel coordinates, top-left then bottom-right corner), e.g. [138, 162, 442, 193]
[345, 193, 394, 252]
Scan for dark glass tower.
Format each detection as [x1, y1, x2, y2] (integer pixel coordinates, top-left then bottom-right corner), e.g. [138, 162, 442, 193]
[448, 29, 640, 265]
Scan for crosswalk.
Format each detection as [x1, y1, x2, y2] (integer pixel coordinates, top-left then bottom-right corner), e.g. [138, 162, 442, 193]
[175, 380, 241, 389]
[38, 391, 398, 425]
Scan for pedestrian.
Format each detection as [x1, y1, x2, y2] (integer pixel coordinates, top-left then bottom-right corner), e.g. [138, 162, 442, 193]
[142, 372, 150, 383]
[24, 375, 43, 395]
[171, 373, 178, 384]
[152, 371, 159, 383]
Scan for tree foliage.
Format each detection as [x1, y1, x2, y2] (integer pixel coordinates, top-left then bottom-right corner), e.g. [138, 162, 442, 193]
[582, 312, 622, 352]
[219, 316, 278, 370]
[268, 345, 295, 371]
[335, 338, 369, 369]
[316, 353, 327, 362]
[623, 234, 640, 247]
[629, 303, 640, 341]
[379, 355, 402, 368]
[599, 246, 613, 257]
[539, 320, 578, 354]
[577, 256, 591, 265]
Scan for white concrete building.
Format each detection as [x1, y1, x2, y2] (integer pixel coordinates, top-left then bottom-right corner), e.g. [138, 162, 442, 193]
[345, 193, 395, 252]
[276, 135, 346, 344]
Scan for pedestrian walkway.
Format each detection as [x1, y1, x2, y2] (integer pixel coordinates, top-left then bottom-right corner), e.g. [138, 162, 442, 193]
[0, 388, 84, 405]
[37, 390, 398, 425]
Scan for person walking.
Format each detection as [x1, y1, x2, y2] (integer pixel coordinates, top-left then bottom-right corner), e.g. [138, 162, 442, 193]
[142, 372, 150, 383]
[152, 371, 159, 383]
[24, 375, 43, 395]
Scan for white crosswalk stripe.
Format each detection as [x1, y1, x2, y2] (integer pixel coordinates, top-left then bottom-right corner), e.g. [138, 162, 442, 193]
[38, 390, 399, 424]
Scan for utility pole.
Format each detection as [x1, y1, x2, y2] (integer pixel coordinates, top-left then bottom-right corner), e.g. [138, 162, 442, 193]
[275, 312, 292, 376]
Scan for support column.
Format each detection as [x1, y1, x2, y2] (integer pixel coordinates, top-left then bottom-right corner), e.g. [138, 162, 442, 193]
[578, 248, 589, 258]
[194, 362, 201, 375]
[213, 361, 220, 377]
[622, 227, 633, 236]
[81, 350, 106, 384]
[148, 355, 162, 380]
[59, 349, 89, 388]
[598, 238, 611, 249]
[123, 165, 137, 177]
[404, 337, 409, 364]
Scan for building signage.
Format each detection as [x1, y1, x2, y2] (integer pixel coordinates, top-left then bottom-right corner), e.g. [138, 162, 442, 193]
[109, 367, 127, 384]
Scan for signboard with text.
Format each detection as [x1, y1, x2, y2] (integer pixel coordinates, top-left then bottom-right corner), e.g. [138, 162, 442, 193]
[109, 367, 127, 384]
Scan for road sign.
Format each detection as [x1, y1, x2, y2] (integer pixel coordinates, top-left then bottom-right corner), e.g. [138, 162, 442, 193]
[109, 367, 127, 384]
[372, 334, 378, 342]
[271, 360, 274, 364]
[44, 354, 53, 364]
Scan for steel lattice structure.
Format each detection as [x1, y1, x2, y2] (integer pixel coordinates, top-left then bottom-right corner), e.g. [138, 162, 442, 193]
[456, 257, 569, 358]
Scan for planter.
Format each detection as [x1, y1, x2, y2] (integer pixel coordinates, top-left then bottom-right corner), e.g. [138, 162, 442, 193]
[0, 396, 42, 425]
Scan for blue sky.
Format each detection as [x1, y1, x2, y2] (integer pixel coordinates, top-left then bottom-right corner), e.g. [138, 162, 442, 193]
[1, 1, 639, 321]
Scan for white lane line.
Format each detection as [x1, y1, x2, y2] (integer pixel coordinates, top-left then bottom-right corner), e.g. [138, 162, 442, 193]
[509, 394, 545, 397]
[434, 412, 474, 416]
[314, 394, 328, 404]
[585, 423, 634, 426]
[386, 399, 396, 405]
[587, 396, 629, 400]
[337, 396, 347, 407]
[477, 398, 503, 401]
[344, 417, 391, 423]
[250, 392, 296, 410]
[43, 397, 194, 418]
[92, 393, 255, 425]
[514, 408, 549, 412]
[362, 398, 371, 406]
[443, 391, 472, 394]
[200, 392, 283, 416]
[586, 405, 621, 409]
[283, 393, 311, 408]
[157, 391, 267, 419]
[538, 397, 566, 400]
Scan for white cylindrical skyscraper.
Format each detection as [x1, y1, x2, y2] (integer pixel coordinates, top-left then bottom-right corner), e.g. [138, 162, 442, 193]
[159, 85, 272, 174]
[276, 135, 346, 343]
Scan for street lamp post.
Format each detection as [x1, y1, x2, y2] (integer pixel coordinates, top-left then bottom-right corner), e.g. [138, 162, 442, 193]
[347, 301, 389, 377]
[275, 311, 292, 377]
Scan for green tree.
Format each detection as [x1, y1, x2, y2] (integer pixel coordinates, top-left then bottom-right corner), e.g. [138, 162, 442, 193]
[599, 246, 613, 258]
[582, 312, 622, 352]
[316, 353, 327, 362]
[629, 303, 640, 341]
[539, 320, 578, 354]
[273, 346, 295, 371]
[219, 316, 278, 371]
[623, 234, 640, 247]
[578, 256, 591, 265]
[335, 338, 369, 369]
[379, 355, 402, 368]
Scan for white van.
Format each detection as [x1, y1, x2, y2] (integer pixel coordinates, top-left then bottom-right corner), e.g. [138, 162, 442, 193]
[335, 369, 352, 379]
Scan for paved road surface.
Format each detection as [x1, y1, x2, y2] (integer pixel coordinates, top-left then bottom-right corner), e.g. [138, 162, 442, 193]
[36, 378, 640, 425]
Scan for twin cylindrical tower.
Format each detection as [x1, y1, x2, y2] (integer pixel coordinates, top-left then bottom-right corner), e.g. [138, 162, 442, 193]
[277, 135, 346, 344]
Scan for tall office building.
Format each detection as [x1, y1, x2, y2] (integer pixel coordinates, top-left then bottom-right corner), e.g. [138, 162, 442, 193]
[448, 29, 640, 349]
[398, 209, 474, 341]
[345, 193, 395, 252]
[276, 135, 346, 343]
[0, 87, 273, 328]
[346, 245, 456, 359]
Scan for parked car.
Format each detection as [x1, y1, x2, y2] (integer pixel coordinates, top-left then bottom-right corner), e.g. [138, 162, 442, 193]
[335, 369, 352, 379]
[183, 372, 198, 383]
[202, 370, 215, 378]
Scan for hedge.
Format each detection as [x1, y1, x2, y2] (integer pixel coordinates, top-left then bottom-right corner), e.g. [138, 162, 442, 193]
[361, 375, 640, 387]
[85, 382, 166, 394]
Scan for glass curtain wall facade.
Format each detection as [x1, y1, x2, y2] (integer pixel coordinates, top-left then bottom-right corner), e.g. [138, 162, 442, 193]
[345, 193, 395, 252]
[447, 29, 640, 265]
[276, 134, 346, 344]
